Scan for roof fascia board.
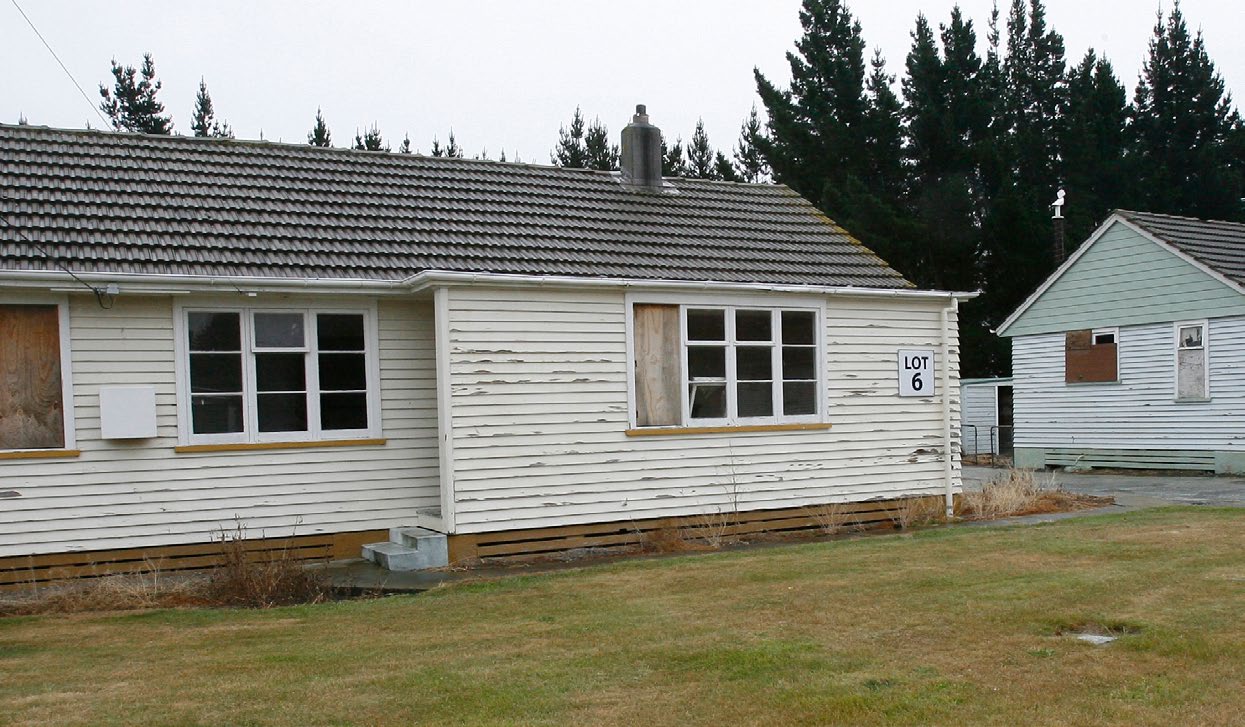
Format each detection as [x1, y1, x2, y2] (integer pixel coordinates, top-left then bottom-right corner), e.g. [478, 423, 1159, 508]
[404, 270, 978, 301]
[996, 214, 1125, 335]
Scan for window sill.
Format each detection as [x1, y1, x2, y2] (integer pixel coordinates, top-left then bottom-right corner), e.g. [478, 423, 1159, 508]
[625, 423, 831, 437]
[1174, 397, 1211, 404]
[174, 438, 387, 454]
[0, 449, 82, 461]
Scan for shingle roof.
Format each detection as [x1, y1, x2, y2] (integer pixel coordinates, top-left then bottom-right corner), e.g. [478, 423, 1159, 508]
[0, 124, 910, 288]
[1119, 209, 1245, 286]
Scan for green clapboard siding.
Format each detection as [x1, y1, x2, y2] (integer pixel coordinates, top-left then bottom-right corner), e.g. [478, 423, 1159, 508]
[1003, 221, 1245, 336]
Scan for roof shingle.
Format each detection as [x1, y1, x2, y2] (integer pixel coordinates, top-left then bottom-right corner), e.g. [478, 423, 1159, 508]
[0, 124, 910, 288]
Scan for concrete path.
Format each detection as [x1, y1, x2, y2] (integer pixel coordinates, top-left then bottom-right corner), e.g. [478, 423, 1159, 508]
[964, 465, 1245, 508]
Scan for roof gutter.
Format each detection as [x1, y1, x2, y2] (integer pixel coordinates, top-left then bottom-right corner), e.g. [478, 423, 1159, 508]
[404, 270, 980, 301]
[0, 269, 406, 295]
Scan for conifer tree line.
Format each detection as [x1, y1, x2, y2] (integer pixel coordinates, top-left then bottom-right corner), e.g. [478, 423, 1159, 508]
[82, 0, 1243, 376]
[751, 0, 1244, 375]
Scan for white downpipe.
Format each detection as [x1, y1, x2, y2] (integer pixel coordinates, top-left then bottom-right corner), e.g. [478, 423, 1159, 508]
[941, 297, 959, 517]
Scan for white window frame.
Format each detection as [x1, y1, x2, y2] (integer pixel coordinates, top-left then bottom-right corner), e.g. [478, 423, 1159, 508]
[1173, 319, 1210, 402]
[0, 293, 75, 453]
[624, 292, 828, 429]
[174, 301, 382, 445]
[1091, 327, 1118, 346]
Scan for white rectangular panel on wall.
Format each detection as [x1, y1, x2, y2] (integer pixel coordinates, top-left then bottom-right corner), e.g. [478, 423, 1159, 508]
[99, 385, 158, 439]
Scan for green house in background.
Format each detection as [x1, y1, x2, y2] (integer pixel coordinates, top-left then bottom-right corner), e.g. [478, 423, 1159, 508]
[997, 210, 1245, 474]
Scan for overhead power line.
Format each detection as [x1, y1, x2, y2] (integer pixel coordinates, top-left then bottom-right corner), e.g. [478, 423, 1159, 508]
[9, 0, 114, 130]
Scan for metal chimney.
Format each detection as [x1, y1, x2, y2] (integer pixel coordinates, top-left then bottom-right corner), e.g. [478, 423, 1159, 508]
[620, 104, 663, 190]
[1051, 189, 1067, 264]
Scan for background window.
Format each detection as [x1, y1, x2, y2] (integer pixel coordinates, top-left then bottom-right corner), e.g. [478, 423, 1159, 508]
[1176, 323, 1207, 400]
[0, 304, 65, 449]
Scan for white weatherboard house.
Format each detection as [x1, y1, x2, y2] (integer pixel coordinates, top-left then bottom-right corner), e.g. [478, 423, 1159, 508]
[0, 109, 970, 577]
[998, 210, 1245, 473]
[960, 377, 1012, 458]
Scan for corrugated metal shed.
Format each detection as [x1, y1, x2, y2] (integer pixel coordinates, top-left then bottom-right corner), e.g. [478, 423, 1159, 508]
[0, 124, 910, 288]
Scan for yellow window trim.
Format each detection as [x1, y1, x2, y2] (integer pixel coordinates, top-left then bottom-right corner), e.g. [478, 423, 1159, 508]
[625, 423, 831, 437]
[0, 449, 82, 461]
[175, 438, 387, 454]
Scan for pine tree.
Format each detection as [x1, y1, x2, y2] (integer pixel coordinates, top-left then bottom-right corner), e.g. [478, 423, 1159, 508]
[431, 132, 463, 158]
[714, 152, 740, 182]
[1130, 4, 1243, 220]
[353, 124, 388, 151]
[398, 133, 412, 154]
[98, 53, 173, 134]
[190, 79, 233, 138]
[753, 0, 869, 209]
[661, 136, 687, 177]
[733, 105, 769, 183]
[863, 49, 904, 201]
[583, 117, 619, 171]
[685, 119, 718, 179]
[307, 108, 332, 147]
[552, 107, 590, 167]
[1062, 50, 1128, 240]
[445, 131, 463, 158]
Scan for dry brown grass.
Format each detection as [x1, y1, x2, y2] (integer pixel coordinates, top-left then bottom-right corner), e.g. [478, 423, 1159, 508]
[888, 495, 947, 529]
[962, 468, 1113, 519]
[1, 526, 332, 616]
[807, 502, 861, 535]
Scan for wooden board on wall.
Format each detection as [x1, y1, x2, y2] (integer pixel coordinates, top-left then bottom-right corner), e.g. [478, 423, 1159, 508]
[0, 304, 65, 449]
[633, 303, 681, 427]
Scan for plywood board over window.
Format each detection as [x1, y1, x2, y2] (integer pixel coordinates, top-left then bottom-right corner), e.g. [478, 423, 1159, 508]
[0, 304, 65, 449]
[632, 304, 681, 427]
[1065, 328, 1117, 383]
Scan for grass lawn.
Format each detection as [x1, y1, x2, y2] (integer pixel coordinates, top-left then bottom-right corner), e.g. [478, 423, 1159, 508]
[2, 507, 1244, 726]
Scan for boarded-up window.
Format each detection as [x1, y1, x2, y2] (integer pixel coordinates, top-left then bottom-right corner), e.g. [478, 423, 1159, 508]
[1065, 329, 1117, 383]
[0, 304, 65, 449]
[633, 304, 681, 426]
[1176, 323, 1207, 400]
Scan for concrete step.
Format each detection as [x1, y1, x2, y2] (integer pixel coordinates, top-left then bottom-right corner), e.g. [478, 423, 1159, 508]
[361, 527, 448, 572]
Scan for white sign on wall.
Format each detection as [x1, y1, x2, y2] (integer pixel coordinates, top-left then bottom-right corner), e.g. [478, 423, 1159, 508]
[897, 349, 935, 397]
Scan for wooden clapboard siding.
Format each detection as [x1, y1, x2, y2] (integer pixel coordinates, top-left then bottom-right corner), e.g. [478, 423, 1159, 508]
[446, 286, 959, 535]
[0, 304, 65, 449]
[1004, 221, 1245, 337]
[0, 293, 441, 559]
[1012, 316, 1245, 454]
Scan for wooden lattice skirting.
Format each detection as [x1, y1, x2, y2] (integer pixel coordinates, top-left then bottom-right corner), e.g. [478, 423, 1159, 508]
[0, 529, 387, 591]
[448, 495, 950, 564]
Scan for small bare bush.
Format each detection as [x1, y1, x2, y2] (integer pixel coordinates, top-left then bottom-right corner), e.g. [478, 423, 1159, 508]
[889, 496, 946, 530]
[808, 502, 858, 536]
[203, 524, 331, 608]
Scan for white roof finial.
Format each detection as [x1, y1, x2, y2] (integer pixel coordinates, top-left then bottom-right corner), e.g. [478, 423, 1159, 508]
[1052, 189, 1066, 220]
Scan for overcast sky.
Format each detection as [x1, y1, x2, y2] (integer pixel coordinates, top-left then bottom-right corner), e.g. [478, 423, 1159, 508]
[5, 1, 1243, 162]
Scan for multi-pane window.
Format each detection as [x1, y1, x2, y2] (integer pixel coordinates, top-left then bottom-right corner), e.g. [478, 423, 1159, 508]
[184, 309, 374, 442]
[1175, 322, 1208, 401]
[682, 306, 820, 425]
